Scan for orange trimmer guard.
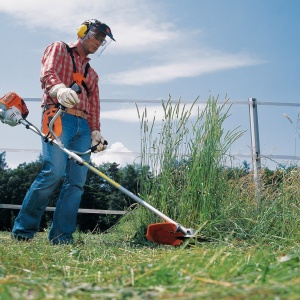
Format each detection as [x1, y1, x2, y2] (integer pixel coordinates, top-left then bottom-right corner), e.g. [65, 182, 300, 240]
[146, 222, 185, 246]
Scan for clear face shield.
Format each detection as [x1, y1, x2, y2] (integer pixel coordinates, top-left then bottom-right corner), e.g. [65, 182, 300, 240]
[84, 25, 113, 57]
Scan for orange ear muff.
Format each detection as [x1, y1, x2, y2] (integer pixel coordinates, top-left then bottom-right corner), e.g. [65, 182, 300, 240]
[77, 24, 89, 38]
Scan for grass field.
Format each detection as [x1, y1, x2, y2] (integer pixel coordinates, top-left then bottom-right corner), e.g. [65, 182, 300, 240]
[1, 229, 300, 300]
[1, 97, 300, 299]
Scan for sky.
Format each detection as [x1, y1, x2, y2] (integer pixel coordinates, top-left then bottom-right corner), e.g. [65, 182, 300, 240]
[0, 0, 300, 170]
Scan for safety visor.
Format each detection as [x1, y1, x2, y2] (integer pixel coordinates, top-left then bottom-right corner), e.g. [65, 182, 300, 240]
[86, 27, 107, 46]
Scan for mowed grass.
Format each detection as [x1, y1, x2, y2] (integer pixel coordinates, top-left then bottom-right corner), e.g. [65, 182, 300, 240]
[1, 230, 300, 300]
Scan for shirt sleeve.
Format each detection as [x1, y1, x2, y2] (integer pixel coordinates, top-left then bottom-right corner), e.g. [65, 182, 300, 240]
[40, 42, 71, 94]
[86, 66, 101, 132]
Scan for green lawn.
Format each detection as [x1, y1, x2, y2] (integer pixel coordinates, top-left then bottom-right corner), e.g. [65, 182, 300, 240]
[1, 230, 300, 299]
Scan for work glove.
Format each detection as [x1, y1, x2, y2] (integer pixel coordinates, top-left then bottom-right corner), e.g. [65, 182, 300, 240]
[91, 130, 107, 152]
[1, 106, 22, 126]
[49, 83, 80, 108]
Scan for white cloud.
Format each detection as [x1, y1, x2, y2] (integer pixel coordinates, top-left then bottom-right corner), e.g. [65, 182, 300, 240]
[101, 103, 202, 123]
[0, 0, 264, 86]
[101, 105, 159, 123]
[105, 51, 263, 85]
[91, 142, 137, 167]
[0, 0, 175, 52]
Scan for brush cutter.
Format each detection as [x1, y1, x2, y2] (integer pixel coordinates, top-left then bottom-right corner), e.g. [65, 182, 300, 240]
[0, 92, 197, 246]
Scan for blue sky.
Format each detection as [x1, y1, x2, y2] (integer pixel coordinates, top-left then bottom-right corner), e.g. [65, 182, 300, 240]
[0, 0, 300, 169]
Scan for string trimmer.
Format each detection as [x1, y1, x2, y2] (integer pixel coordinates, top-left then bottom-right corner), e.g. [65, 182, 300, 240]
[0, 91, 197, 246]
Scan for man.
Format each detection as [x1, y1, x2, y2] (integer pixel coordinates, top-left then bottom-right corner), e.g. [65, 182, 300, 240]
[12, 19, 115, 244]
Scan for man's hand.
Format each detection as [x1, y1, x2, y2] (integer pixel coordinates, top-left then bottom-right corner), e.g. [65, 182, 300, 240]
[91, 130, 107, 152]
[1, 106, 22, 126]
[49, 83, 80, 108]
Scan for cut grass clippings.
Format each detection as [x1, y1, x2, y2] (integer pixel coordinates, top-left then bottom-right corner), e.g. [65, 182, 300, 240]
[1, 231, 300, 299]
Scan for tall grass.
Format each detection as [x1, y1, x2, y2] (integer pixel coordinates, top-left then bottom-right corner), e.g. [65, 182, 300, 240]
[130, 95, 300, 243]
[256, 169, 300, 240]
[134, 96, 244, 238]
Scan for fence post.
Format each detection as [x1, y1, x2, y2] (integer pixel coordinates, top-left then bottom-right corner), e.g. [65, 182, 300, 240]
[248, 98, 262, 205]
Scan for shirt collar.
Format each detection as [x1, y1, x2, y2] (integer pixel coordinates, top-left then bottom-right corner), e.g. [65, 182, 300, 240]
[68, 42, 91, 62]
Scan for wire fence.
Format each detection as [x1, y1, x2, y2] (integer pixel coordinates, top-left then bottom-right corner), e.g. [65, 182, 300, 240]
[1, 97, 300, 168]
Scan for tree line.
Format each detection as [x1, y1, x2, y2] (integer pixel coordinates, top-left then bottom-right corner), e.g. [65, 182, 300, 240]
[0, 152, 150, 232]
[1, 150, 297, 234]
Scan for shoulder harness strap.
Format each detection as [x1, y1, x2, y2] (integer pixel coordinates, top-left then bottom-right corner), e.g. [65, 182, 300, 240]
[62, 42, 89, 93]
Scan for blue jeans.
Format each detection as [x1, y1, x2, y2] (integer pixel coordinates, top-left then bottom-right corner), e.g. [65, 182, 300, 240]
[12, 113, 91, 244]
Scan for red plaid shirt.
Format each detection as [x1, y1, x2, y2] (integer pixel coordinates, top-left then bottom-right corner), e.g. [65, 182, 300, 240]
[40, 41, 100, 131]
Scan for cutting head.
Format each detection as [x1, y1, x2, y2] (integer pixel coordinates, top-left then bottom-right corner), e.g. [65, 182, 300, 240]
[146, 222, 186, 246]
